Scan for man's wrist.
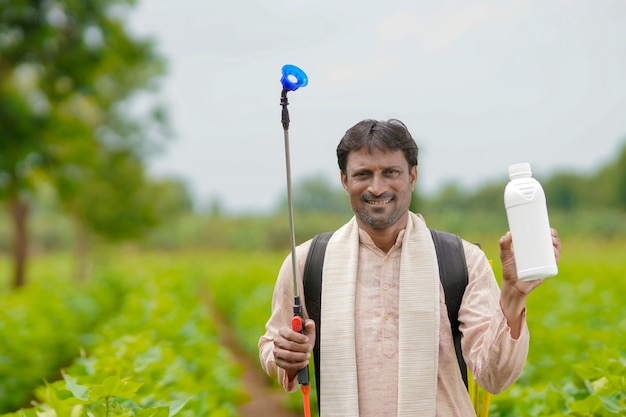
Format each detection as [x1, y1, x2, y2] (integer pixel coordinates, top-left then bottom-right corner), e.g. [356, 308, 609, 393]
[500, 283, 528, 339]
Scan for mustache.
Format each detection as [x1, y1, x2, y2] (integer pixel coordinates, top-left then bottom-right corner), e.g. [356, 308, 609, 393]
[362, 193, 394, 201]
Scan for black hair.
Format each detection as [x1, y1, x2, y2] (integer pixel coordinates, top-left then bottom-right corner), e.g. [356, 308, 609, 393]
[336, 119, 419, 175]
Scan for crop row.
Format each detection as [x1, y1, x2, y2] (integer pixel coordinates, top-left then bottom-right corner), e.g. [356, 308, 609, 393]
[0, 252, 246, 416]
[0, 266, 129, 411]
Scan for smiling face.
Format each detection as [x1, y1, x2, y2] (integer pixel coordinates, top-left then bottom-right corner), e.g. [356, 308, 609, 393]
[341, 147, 418, 236]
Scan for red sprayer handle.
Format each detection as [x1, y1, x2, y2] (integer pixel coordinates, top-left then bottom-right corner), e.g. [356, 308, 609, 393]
[292, 302, 312, 417]
[292, 303, 311, 386]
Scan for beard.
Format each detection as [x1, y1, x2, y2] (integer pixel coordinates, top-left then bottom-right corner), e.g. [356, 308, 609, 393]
[352, 203, 406, 230]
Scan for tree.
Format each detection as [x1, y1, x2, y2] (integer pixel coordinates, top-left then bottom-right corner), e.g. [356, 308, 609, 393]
[286, 175, 351, 216]
[614, 141, 626, 211]
[425, 182, 470, 213]
[0, 0, 167, 286]
[542, 173, 588, 211]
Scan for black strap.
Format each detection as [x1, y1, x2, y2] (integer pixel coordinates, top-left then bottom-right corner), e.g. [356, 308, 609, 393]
[302, 229, 469, 409]
[302, 231, 332, 409]
[430, 229, 469, 388]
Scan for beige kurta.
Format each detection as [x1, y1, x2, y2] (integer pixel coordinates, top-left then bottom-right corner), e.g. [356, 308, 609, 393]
[259, 215, 530, 417]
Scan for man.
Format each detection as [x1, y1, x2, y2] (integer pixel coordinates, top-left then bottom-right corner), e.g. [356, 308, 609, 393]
[258, 119, 561, 416]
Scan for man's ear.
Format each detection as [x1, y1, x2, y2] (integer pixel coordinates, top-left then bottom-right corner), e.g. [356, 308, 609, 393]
[340, 171, 348, 191]
[410, 166, 418, 187]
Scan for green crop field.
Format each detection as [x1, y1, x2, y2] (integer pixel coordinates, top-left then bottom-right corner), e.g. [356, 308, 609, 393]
[0, 235, 624, 416]
[198, 236, 626, 416]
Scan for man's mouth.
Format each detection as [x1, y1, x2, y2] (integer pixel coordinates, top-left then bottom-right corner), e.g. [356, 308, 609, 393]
[366, 197, 392, 205]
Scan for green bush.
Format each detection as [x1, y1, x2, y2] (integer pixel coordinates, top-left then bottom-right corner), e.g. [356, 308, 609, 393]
[0, 269, 129, 412]
[492, 348, 626, 416]
[1, 253, 246, 417]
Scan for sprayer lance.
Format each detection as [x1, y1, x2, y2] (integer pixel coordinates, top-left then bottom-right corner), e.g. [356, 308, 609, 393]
[279, 65, 312, 416]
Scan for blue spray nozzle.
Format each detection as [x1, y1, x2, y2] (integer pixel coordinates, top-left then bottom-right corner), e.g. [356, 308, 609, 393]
[280, 64, 308, 91]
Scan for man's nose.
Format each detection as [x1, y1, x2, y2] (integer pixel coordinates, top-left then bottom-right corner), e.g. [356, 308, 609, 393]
[367, 173, 386, 196]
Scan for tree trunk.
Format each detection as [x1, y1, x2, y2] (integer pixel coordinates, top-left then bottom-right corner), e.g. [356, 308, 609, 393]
[10, 197, 28, 288]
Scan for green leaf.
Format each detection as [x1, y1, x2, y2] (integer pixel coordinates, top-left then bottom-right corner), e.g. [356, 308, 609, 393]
[70, 405, 85, 417]
[89, 375, 142, 400]
[133, 346, 162, 372]
[135, 407, 170, 417]
[63, 372, 90, 401]
[569, 395, 603, 413]
[167, 399, 189, 417]
[600, 399, 624, 414]
[592, 377, 610, 395]
[573, 361, 605, 382]
[590, 375, 626, 397]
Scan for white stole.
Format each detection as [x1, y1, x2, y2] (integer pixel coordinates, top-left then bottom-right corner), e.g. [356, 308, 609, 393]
[319, 212, 440, 416]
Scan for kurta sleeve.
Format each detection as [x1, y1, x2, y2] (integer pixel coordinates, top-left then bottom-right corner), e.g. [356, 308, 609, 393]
[459, 241, 530, 394]
[258, 240, 312, 393]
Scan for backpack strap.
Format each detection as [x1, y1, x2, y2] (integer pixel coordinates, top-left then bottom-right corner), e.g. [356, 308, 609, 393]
[302, 231, 333, 410]
[430, 229, 469, 388]
[303, 229, 470, 407]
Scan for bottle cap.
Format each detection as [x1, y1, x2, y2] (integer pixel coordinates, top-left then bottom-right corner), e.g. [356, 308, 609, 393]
[508, 163, 532, 180]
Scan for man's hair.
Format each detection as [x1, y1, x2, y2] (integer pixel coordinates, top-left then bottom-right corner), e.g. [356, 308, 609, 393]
[336, 119, 419, 175]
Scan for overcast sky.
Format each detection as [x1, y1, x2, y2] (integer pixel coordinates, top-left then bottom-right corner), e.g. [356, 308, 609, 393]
[129, 0, 626, 214]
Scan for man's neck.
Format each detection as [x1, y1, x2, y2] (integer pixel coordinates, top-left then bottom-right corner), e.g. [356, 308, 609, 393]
[357, 215, 408, 253]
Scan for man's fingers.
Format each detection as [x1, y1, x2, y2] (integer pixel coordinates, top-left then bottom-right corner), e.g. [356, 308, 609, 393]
[499, 231, 512, 249]
[499, 231, 514, 263]
[273, 345, 310, 372]
[276, 338, 310, 354]
[550, 228, 561, 263]
[274, 346, 310, 361]
[304, 319, 316, 338]
[274, 325, 311, 358]
[273, 323, 315, 371]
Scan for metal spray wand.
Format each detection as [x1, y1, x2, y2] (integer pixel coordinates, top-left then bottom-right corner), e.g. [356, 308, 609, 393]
[279, 64, 311, 417]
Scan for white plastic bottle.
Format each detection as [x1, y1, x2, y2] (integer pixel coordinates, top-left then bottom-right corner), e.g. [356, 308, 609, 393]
[504, 163, 558, 281]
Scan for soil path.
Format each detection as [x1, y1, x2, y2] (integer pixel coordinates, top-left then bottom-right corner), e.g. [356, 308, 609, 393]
[200, 289, 301, 417]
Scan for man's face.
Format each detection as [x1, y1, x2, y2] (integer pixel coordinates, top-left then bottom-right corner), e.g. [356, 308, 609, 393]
[341, 147, 417, 234]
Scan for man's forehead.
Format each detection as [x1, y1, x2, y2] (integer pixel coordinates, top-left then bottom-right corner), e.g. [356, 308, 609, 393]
[347, 147, 406, 164]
